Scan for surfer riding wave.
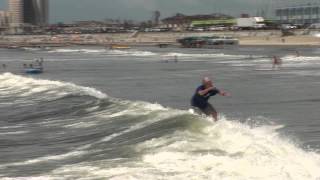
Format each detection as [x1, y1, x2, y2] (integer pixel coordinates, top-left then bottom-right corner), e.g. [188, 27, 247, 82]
[191, 77, 230, 121]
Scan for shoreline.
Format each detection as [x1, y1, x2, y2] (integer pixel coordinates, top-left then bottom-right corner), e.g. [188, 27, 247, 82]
[1, 30, 320, 48]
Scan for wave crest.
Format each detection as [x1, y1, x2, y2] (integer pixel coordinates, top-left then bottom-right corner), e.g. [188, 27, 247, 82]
[0, 73, 107, 100]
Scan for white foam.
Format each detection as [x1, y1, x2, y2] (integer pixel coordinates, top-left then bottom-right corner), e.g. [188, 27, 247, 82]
[49, 48, 105, 53]
[0, 131, 28, 135]
[63, 121, 98, 129]
[2, 177, 53, 180]
[163, 52, 247, 59]
[106, 49, 157, 57]
[20, 115, 320, 180]
[282, 55, 320, 65]
[99, 117, 319, 180]
[0, 73, 107, 100]
[49, 48, 82, 53]
[49, 48, 158, 57]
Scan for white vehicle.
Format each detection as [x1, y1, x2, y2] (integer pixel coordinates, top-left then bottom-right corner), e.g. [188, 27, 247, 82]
[236, 17, 265, 29]
[281, 24, 297, 29]
[193, 27, 205, 31]
[208, 26, 227, 31]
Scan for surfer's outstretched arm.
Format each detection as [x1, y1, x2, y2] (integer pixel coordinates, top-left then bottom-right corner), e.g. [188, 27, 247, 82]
[219, 90, 231, 97]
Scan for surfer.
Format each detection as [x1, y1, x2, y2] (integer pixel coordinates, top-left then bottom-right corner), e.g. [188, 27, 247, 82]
[191, 77, 230, 121]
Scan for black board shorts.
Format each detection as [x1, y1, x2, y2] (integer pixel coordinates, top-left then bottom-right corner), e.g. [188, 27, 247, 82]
[193, 103, 217, 116]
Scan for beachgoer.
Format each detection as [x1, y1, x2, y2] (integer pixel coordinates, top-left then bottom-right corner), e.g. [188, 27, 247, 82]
[272, 56, 282, 69]
[191, 77, 230, 121]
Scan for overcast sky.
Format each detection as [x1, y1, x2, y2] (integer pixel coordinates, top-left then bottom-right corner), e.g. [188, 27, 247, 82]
[0, 0, 311, 23]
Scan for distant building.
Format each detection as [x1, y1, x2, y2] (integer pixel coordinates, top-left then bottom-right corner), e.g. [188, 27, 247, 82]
[8, 0, 49, 27]
[0, 11, 10, 28]
[24, 0, 49, 26]
[9, 0, 24, 27]
[276, 4, 320, 25]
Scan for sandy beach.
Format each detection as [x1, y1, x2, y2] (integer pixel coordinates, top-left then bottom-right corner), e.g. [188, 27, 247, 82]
[1, 30, 320, 47]
[239, 35, 320, 46]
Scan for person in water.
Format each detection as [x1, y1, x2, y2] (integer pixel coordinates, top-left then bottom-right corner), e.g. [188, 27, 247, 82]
[191, 77, 230, 121]
[272, 55, 282, 69]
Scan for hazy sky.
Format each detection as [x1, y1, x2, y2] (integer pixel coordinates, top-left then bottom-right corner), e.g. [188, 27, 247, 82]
[0, 0, 308, 23]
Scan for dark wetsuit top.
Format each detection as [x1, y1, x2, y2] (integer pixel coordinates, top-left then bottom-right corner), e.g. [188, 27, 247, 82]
[191, 85, 220, 110]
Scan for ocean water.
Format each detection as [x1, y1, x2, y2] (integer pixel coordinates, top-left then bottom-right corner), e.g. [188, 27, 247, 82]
[0, 45, 320, 179]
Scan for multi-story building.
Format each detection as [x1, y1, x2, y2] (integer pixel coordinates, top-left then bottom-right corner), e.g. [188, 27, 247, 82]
[24, 0, 49, 26]
[276, 4, 320, 25]
[8, 0, 24, 27]
[8, 0, 49, 27]
[0, 11, 10, 28]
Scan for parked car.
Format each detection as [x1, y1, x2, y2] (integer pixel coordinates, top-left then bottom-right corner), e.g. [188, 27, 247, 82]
[281, 24, 297, 29]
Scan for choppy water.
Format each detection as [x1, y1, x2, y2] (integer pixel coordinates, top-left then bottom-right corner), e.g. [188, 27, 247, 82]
[0, 46, 320, 179]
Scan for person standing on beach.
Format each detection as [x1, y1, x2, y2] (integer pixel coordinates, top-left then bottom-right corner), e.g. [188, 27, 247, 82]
[191, 77, 230, 121]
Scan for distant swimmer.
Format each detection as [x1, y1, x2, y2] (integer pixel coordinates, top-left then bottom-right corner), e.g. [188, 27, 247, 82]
[191, 77, 230, 121]
[272, 55, 282, 70]
[174, 55, 178, 63]
[295, 50, 300, 57]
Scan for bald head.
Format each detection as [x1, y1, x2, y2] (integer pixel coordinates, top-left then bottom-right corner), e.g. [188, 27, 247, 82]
[202, 77, 213, 88]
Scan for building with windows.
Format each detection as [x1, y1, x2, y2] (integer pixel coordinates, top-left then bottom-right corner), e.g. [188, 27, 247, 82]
[0, 11, 10, 28]
[9, 0, 24, 27]
[24, 0, 49, 26]
[276, 4, 320, 25]
[8, 0, 49, 27]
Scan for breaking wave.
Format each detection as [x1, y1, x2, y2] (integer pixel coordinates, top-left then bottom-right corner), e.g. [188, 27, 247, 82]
[0, 73, 319, 180]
